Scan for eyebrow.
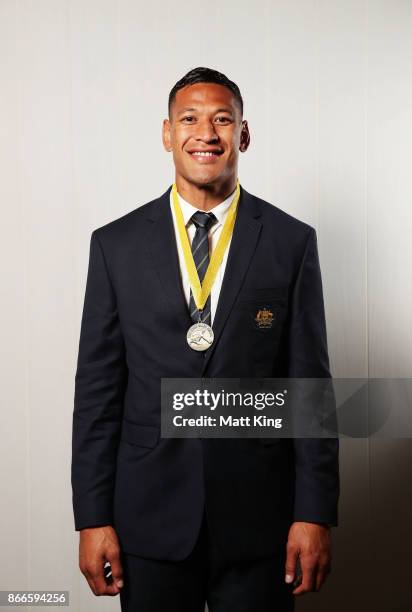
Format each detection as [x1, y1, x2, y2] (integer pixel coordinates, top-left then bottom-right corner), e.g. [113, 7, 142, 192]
[177, 107, 234, 116]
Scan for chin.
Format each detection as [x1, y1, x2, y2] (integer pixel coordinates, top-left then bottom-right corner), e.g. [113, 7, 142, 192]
[188, 171, 221, 187]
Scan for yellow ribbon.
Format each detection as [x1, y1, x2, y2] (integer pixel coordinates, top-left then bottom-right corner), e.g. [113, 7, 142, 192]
[172, 180, 240, 312]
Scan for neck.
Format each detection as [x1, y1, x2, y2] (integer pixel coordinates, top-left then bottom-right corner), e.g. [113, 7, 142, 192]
[175, 175, 237, 211]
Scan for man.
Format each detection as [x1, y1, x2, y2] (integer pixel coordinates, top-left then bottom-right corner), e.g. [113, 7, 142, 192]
[72, 67, 339, 611]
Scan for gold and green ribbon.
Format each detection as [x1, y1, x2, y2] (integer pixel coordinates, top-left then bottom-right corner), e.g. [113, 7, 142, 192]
[171, 180, 240, 312]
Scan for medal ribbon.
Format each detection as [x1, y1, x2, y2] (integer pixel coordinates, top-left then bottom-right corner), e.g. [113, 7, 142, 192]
[172, 180, 240, 312]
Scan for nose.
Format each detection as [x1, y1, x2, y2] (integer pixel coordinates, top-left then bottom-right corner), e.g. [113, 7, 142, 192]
[194, 118, 219, 143]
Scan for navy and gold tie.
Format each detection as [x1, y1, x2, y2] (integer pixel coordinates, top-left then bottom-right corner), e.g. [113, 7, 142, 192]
[188, 211, 217, 324]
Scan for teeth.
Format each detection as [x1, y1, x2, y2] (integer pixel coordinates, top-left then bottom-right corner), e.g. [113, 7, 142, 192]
[191, 151, 217, 157]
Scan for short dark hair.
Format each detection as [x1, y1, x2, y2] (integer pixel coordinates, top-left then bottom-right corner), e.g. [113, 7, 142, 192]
[168, 67, 243, 118]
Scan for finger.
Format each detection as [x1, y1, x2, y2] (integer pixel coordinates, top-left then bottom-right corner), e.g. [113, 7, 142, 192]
[80, 563, 99, 596]
[315, 560, 331, 591]
[106, 549, 124, 590]
[88, 563, 116, 596]
[81, 568, 98, 596]
[285, 542, 299, 584]
[104, 581, 122, 596]
[293, 558, 317, 596]
[101, 565, 122, 597]
[82, 567, 99, 595]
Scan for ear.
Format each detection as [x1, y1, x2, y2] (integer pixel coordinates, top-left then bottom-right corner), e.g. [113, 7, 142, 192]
[239, 120, 250, 153]
[162, 118, 172, 152]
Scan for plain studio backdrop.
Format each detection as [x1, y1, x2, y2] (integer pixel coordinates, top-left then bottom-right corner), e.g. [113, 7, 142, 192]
[1, 1, 411, 611]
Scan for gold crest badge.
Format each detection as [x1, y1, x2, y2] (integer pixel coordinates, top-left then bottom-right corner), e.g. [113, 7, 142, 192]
[254, 307, 275, 329]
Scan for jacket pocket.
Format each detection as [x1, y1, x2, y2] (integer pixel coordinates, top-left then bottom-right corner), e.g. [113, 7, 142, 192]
[120, 420, 160, 449]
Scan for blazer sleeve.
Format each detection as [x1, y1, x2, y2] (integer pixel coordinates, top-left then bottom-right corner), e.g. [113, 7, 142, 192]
[71, 230, 128, 531]
[288, 227, 340, 526]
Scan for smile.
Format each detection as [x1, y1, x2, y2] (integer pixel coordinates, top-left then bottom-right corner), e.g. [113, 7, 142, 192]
[188, 150, 223, 162]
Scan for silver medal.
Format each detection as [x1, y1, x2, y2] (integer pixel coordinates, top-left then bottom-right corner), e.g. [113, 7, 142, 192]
[187, 322, 214, 351]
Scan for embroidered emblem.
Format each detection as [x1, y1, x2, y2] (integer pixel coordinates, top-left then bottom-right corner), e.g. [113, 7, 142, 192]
[254, 308, 275, 329]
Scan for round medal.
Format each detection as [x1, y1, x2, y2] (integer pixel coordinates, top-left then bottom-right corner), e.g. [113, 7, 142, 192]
[187, 322, 214, 351]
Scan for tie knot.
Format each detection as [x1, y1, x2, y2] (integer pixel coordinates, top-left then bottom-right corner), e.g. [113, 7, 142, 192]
[191, 211, 217, 231]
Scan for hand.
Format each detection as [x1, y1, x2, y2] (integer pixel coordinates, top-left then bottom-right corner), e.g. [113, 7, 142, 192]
[79, 525, 124, 596]
[285, 521, 331, 596]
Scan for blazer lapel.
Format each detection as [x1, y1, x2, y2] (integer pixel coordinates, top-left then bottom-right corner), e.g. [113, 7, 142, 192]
[202, 186, 263, 374]
[146, 185, 193, 331]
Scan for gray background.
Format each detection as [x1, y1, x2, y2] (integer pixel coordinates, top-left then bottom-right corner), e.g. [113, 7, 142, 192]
[1, 0, 411, 610]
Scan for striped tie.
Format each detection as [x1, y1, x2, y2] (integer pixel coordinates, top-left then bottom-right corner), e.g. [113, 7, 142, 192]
[188, 211, 217, 324]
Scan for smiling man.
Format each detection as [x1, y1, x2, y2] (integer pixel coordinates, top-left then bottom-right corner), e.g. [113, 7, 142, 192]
[72, 67, 339, 612]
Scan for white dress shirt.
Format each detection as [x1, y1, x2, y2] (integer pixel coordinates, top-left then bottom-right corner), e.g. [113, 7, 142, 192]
[170, 187, 237, 326]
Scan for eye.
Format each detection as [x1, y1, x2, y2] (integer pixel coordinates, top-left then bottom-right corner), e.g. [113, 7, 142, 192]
[182, 116, 195, 123]
[215, 116, 231, 123]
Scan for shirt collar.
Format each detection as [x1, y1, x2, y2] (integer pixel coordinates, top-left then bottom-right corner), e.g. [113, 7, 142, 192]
[171, 187, 237, 228]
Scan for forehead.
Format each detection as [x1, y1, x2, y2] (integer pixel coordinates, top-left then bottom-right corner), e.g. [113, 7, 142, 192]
[172, 82, 237, 113]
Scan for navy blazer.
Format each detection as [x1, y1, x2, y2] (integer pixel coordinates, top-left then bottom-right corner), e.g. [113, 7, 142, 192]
[71, 184, 339, 562]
